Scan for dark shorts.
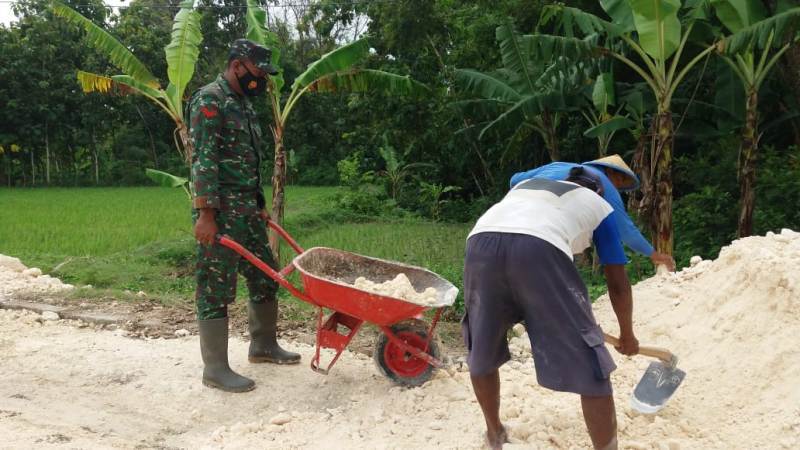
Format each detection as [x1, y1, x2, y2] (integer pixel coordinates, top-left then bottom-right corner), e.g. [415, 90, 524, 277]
[461, 232, 616, 396]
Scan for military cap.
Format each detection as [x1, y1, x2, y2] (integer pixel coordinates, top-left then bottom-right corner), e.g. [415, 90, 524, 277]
[229, 39, 279, 75]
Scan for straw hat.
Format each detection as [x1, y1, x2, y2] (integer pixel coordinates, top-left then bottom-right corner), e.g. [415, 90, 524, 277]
[584, 154, 640, 191]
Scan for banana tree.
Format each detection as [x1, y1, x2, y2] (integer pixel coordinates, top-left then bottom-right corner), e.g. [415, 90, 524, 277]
[51, 0, 201, 165]
[454, 24, 597, 162]
[245, 1, 427, 254]
[376, 139, 434, 201]
[712, 2, 800, 237]
[582, 72, 636, 156]
[542, 1, 720, 256]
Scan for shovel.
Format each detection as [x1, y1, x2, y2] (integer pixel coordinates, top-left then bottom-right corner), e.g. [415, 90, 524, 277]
[603, 333, 686, 414]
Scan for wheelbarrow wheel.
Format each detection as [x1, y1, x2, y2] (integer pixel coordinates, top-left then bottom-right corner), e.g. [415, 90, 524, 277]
[374, 319, 440, 387]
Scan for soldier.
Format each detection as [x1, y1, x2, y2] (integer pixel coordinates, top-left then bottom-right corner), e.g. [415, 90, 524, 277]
[190, 39, 300, 393]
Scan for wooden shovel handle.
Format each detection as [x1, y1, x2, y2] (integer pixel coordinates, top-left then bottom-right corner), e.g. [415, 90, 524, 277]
[603, 333, 675, 365]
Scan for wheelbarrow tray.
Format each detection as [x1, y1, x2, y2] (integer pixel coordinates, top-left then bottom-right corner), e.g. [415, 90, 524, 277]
[292, 247, 458, 327]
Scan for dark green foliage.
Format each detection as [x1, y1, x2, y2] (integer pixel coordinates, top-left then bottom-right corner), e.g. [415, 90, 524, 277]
[1, 0, 800, 312]
[752, 146, 800, 234]
[674, 186, 738, 266]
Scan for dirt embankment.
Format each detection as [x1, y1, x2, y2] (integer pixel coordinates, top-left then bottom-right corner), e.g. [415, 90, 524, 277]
[1, 229, 799, 449]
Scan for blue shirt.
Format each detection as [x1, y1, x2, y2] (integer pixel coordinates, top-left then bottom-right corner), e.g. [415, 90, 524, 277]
[510, 162, 655, 257]
[593, 215, 627, 265]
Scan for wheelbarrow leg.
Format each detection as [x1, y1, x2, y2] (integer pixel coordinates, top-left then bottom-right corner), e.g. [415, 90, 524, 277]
[310, 308, 364, 375]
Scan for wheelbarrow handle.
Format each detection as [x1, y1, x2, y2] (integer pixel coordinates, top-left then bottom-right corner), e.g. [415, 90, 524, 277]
[266, 219, 304, 255]
[215, 234, 315, 305]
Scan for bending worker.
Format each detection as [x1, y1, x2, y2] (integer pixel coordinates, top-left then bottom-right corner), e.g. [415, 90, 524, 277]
[191, 39, 300, 393]
[510, 155, 675, 271]
[463, 167, 639, 450]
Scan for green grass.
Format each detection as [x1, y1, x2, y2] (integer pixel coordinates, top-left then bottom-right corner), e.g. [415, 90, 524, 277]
[0, 187, 191, 261]
[0, 186, 647, 317]
[0, 186, 469, 311]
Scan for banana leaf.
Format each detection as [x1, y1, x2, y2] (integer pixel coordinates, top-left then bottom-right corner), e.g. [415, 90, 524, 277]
[245, 0, 284, 94]
[711, 0, 767, 32]
[629, 0, 682, 61]
[600, 0, 636, 32]
[145, 168, 190, 198]
[455, 69, 521, 102]
[51, 0, 158, 88]
[165, 0, 201, 105]
[307, 69, 428, 98]
[592, 72, 616, 112]
[722, 7, 800, 54]
[584, 115, 635, 138]
[293, 38, 370, 90]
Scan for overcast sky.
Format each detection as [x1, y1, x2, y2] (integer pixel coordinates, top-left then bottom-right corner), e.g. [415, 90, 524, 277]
[0, 2, 297, 27]
[0, 1, 123, 26]
[1, 2, 155, 26]
[1, 2, 17, 25]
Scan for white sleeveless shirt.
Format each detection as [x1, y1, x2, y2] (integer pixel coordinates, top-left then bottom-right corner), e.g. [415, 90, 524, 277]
[468, 178, 614, 260]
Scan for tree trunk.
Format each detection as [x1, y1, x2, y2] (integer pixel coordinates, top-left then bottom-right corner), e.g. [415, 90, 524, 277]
[737, 88, 759, 238]
[541, 111, 560, 161]
[651, 108, 674, 256]
[629, 122, 654, 216]
[780, 44, 800, 148]
[91, 129, 99, 185]
[177, 124, 193, 165]
[30, 149, 35, 186]
[137, 105, 159, 169]
[45, 120, 50, 185]
[270, 123, 286, 258]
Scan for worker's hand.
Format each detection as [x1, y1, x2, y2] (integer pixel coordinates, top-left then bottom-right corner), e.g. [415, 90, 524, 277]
[650, 251, 676, 271]
[195, 208, 218, 246]
[259, 209, 271, 223]
[615, 332, 639, 356]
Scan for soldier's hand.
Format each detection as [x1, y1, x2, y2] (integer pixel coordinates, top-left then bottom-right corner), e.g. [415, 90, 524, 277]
[195, 209, 219, 246]
[259, 209, 271, 223]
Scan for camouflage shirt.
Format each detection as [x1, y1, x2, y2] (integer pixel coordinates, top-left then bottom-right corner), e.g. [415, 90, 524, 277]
[190, 75, 264, 210]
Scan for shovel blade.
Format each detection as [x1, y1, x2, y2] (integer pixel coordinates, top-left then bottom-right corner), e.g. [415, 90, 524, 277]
[630, 361, 686, 414]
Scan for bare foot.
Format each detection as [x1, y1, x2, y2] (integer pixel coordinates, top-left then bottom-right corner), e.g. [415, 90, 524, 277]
[484, 424, 509, 450]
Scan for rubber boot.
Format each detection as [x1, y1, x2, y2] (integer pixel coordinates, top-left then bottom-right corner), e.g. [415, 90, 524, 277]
[248, 301, 301, 364]
[199, 318, 255, 392]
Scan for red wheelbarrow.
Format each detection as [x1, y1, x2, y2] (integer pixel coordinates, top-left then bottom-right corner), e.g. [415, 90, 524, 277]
[216, 220, 458, 387]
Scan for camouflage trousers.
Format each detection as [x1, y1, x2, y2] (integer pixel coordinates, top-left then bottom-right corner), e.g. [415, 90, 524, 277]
[193, 205, 278, 320]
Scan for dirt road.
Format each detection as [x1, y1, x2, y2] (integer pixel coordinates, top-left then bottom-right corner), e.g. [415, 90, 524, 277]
[2, 230, 800, 449]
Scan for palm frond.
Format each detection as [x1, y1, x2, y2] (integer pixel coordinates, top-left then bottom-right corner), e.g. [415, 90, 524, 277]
[479, 92, 579, 140]
[522, 34, 600, 62]
[165, 0, 202, 103]
[540, 4, 623, 38]
[600, 0, 636, 31]
[245, 0, 284, 93]
[449, 99, 509, 118]
[112, 75, 167, 101]
[496, 23, 535, 91]
[51, 0, 158, 87]
[76, 71, 131, 95]
[455, 69, 521, 102]
[723, 6, 800, 54]
[584, 115, 636, 138]
[293, 38, 370, 90]
[307, 69, 429, 97]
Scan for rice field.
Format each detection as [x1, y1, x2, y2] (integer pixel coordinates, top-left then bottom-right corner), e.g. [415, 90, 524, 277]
[0, 187, 471, 307]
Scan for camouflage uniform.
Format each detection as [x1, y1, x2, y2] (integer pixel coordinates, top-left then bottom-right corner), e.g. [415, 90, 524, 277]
[190, 74, 277, 320]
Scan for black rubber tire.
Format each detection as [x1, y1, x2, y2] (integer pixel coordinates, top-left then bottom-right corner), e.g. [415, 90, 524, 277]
[373, 319, 441, 387]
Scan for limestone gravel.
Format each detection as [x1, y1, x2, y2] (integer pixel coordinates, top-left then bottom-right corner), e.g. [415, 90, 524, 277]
[1, 230, 799, 449]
